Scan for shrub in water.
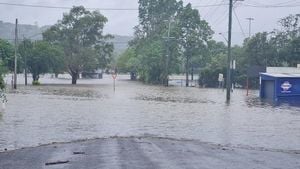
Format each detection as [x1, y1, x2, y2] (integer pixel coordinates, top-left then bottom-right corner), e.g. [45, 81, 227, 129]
[32, 80, 41, 85]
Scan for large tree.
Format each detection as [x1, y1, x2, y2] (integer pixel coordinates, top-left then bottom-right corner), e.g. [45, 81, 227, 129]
[18, 40, 63, 82]
[122, 0, 213, 85]
[43, 6, 113, 84]
[129, 0, 183, 84]
[177, 3, 213, 86]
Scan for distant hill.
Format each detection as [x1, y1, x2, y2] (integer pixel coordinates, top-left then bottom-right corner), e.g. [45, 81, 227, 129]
[0, 21, 132, 55]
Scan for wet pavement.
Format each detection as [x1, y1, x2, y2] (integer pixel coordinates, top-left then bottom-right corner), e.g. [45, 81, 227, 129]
[0, 74, 300, 153]
[1, 137, 300, 169]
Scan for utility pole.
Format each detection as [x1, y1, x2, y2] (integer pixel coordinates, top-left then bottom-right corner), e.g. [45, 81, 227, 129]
[226, 0, 244, 101]
[246, 17, 254, 96]
[163, 18, 175, 86]
[165, 20, 171, 86]
[14, 18, 18, 90]
[226, 0, 233, 101]
[246, 18, 254, 37]
[186, 55, 189, 87]
[23, 35, 27, 86]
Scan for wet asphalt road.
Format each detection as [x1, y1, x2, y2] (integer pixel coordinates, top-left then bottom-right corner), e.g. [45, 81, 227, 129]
[0, 137, 299, 169]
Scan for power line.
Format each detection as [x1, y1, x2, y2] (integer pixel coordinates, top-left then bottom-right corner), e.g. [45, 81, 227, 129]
[202, 0, 221, 18]
[0, 38, 130, 44]
[0, 2, 233, 10]
[0, 1, 299, 11]
[211, 10, 228, 27]
[233, 9, 246, 38]
[203, 0, 225, 20]
[247, 0, 300, 6]
[0, 2, 138, 11]
[192, 3, 229, 8]
[272, 0, 300, 5]
[242, 3, 300, 8]
[246, 0, 268, 6]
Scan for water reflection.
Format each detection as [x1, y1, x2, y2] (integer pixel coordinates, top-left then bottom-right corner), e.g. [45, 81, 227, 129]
[0, 75, 300, 152]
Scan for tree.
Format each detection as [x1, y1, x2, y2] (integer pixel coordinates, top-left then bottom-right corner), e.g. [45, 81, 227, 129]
[198, 40, 227, 87]
[272, 14, 300, 66]
[125, 0, 183, 84]
[0, 39, 15, 89]
[243, 32, 275, 67]
[43, 6, 113, 84]
[124, 0, 214, 85]
[278, 14, 300, 39]
[117, 47, 137, 73]
[19, 40, 62, 82]
[0, 38, 14, 72]
[177, 3, 213, 86]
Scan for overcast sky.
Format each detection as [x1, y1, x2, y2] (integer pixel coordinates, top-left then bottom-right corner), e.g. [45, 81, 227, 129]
[0, 0, 299, 44]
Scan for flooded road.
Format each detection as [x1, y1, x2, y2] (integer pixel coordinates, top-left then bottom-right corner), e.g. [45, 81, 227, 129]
[0, 74, 300, 152]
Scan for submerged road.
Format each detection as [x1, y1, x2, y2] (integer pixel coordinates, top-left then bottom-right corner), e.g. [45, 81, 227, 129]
[1, 137, 299, 169]
[1, 74, 300, 168]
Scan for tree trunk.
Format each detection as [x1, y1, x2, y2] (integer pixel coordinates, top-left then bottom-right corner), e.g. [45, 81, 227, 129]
[186, 56, 189, 87]
[191, 66, 194, 81]
[32, 74, 39, 81]
[71, 73, 78, 85]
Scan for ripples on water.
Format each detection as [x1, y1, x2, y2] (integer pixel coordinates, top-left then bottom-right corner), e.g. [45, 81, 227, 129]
[0, 74, 300, 152]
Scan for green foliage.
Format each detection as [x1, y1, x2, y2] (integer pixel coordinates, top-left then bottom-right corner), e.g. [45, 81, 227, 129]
[0, 39, 14, 89]
[117, 47, 137, 73]
[137, 40, 165, 83]
[32, 80, 40, 86]
[243, 32, 276, 67]
[0, 39, 14, 72]
[0, 74, 5, 90]
[18, 40, 63, 82]
[198, 40, 227, 87]
[121, 0, 213, 85]
[43, 6, 113, 84]
[200, 14, 300, 88]
[121, 11, 299, 89]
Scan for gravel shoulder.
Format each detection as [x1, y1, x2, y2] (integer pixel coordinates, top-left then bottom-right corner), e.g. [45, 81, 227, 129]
[0, 137, 299, 169]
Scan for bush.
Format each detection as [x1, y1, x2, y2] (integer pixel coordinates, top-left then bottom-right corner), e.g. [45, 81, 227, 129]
[0, 75, 5, 90]
[32, 80, 41, 86]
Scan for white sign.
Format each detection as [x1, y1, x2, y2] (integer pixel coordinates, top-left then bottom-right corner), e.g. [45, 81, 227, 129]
[218, 73, 224, 82]
[281, 81, 292, 93]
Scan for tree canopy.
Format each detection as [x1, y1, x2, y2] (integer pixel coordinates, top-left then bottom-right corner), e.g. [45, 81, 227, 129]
[43, 6, 113, 84]
[119, 0, 213, 85]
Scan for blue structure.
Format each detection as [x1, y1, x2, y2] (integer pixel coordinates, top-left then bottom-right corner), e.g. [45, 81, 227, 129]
[260, 73, 300, 101]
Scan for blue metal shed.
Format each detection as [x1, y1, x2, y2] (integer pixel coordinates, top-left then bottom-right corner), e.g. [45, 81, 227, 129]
[260, 73, 300, 101]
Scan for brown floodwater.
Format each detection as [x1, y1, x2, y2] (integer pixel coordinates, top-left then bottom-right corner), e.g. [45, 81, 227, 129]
[0, 74, 300, 151]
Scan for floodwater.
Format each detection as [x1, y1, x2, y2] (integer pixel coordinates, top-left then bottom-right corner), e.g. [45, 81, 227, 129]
[0, 74, 300, 152]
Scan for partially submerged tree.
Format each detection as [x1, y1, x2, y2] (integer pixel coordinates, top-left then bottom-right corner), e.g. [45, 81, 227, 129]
[177, 3, 213, 86]
[19, 40, 63, 83]
[43, 6, 113, 84]
[123, 0, 213, 85]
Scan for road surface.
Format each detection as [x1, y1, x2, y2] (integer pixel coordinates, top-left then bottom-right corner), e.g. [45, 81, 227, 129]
[1, 137, 299, 169]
